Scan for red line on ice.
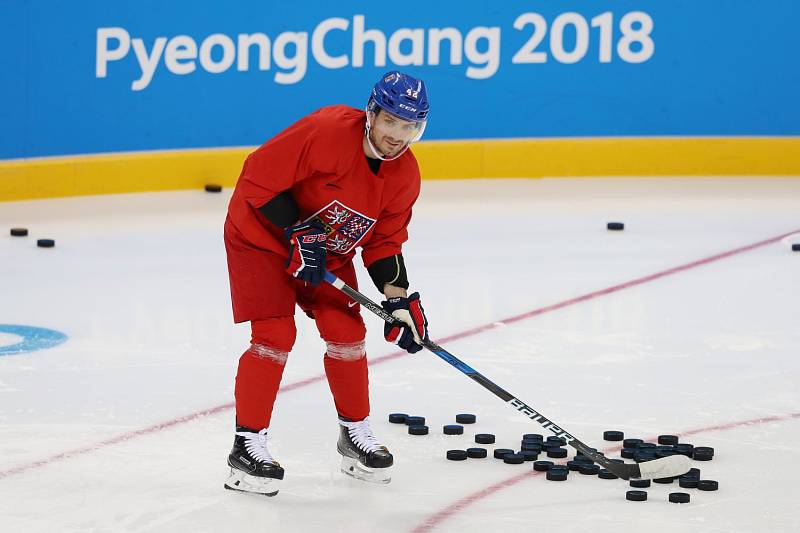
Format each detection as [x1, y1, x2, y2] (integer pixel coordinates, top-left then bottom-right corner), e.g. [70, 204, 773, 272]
[412, 412, 800, 532]
[0, 228, 797, 481]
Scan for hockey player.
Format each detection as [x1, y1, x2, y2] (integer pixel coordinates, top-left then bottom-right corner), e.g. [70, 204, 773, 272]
[223, 71, 431, 496]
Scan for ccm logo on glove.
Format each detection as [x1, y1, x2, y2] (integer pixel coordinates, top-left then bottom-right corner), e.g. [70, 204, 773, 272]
[381, 292, 429, 354]
[300, 234, 326, 244]
[284, 220, 327, 286]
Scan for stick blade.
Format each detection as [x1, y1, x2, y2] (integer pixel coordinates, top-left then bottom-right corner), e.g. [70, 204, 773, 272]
[637, 454, 691, 480]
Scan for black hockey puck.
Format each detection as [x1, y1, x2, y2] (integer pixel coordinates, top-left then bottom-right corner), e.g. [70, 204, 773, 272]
[503, 453, 524, 465]
[623, 438, 644, 448]
[520, 442, 542, 452]
[653, 477, 674, 484]
[443, 424, 464, 435]
[522, 433, 544, 441]
[567, 460, 584, 471]
[637, 442, 656, 449]
[455, 413, 476, 424]
[466, 447, 488, 459]
[446, 450, 468, 461]
[475, 434, 495, 444]
[519, 450, 539, 461]
[686, 468, 701, 478]
[580, 464, 600, 475]
[634, 452, 656, 463]
[546, 436, 567, 446]
[621, 448, 637, 459]
[204, 183, 222, 193]
[10, 228, 28, 237]
[793, 243, 800, 252]
[679, 477, 699, 489]
[546, 469, 568, 481]
[626, 490, 647, 501]
[408, 425, 428, 435]
[598, 469, 619, 479]
[533, 461, 554, 472]
[405, 416, 425, 426]
[603, 430, 624, 441]
[630, 479, 651, 488]
[37, 239, 55, 248]
[388, 413, 408, 424]
[493, 448, 515, 459]
[607, 222, 625, 231]
[674, 443, 694, 456]
[697, 480, 719, 491]
[693, 450, 714, 461]
[669, 492, 691, 504]
[547, 448, 568, 459]
[573, 455, 593, 464]
[658, 435, 679, 445]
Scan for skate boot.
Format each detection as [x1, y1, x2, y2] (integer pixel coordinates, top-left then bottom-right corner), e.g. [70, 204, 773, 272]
[224, 426, 284, 496]
[337, 416, 393, 484]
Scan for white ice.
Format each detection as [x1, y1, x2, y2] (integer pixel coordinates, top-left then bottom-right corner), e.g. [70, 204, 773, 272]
[1, 178, 799, 533]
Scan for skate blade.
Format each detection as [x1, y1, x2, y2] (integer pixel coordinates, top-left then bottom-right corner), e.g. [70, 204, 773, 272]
[224, 468, 280, 496]
[340, 456, 392, 484]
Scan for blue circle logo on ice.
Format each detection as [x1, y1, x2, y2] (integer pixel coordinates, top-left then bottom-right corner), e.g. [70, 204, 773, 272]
[0, 325, 68, 356]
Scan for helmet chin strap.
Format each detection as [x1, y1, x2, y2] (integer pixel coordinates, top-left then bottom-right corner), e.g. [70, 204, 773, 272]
[364, 106, 411, 161]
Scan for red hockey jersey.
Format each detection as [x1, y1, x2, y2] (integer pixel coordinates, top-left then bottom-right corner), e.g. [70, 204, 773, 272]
[227, 105, 421, 272]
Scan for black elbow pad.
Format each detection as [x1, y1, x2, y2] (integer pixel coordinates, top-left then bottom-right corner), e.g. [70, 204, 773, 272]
[367, 254, 409, 291]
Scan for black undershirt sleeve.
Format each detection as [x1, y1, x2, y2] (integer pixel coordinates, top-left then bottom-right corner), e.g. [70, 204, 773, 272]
[257, 190, 299, 229]
[367, 254, 409, 291]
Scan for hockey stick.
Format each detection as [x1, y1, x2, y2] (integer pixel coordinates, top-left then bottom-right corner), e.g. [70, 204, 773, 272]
[324, 271, 690, 481]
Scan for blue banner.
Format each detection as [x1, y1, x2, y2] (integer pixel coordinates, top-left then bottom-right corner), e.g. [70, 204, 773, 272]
[1, 1, 798, 159]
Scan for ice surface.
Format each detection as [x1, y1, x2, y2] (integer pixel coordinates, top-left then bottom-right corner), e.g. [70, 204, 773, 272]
[1, 178, 799, 532]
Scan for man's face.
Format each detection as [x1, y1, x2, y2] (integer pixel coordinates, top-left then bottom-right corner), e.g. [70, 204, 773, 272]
[368, 111, 424, 158]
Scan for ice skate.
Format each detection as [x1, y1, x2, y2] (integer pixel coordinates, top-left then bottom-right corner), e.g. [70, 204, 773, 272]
[224, 427, 284, 496]
[337, 416, 393, 484]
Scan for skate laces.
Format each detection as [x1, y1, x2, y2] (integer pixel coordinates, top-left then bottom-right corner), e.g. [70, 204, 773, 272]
[341, 417, 384, 454]
[237, 428, 275, 464]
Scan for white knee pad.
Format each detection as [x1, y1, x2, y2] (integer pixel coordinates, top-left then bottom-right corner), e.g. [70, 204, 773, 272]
[326, 340, 366, 361]
[248, 343, 289, 365]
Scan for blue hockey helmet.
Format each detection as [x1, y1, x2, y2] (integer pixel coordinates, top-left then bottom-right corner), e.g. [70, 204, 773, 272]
[368, 71, 429, 123]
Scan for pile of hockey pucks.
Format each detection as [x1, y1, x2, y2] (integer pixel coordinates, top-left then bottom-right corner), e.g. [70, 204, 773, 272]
[610, 431, 718, 504]
[9, 227, 56, 248]
[529, 435, 615, 481]
[388, 414, 720, 499]
[524, 429, 720, 503]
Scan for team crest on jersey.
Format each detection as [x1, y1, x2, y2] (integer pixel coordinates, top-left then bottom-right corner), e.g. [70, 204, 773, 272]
[306, 200, 376, 254]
